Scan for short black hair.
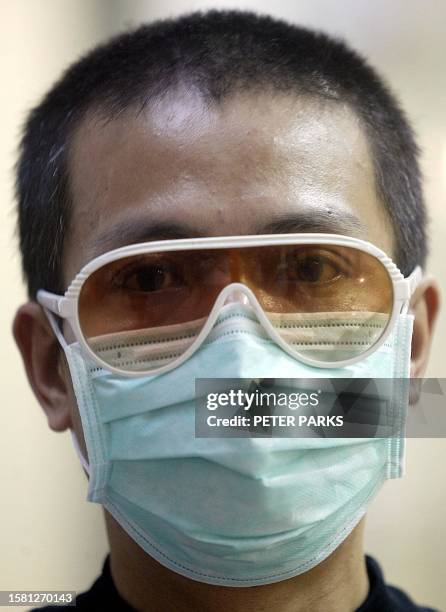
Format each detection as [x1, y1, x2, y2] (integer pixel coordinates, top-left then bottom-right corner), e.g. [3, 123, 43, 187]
[16, 9, 426, 298]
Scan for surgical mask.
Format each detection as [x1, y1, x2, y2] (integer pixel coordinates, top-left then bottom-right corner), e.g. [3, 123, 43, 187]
[60, 302, 413, 587]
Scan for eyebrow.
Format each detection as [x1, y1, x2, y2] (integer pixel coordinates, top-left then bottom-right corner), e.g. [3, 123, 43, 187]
[87, 209, 365, 259]
[259, 210, 365, 236]
[87, 220, 203, 260]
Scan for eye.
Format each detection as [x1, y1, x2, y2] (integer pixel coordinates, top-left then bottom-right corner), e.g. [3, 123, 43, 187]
[112, 258, 184, 293]
[296, 255, 339, 282]
[286, 251, 344, 284]
[125, 265, 170, 291]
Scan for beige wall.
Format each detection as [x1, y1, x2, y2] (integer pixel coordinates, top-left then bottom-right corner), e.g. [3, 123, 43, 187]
[1, 1, 445, 610]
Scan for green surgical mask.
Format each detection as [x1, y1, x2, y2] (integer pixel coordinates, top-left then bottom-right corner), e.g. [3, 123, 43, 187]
[66, 304, 413, 586]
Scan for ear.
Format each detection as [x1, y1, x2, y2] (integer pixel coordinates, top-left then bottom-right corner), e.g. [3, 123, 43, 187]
[13, 301, 73, 431]
[409, 276, 441, 378]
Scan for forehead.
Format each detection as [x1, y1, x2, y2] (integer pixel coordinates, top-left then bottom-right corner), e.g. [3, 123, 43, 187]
[64, 88, 393, 284]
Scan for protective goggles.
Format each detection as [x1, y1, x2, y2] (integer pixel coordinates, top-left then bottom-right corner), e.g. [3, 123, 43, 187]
[38, 233, 421, 377]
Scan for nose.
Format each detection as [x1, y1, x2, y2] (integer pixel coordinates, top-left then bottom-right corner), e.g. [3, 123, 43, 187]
[223, 288, 250, 306]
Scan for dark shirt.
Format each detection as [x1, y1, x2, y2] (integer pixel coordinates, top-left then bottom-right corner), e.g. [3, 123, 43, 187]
[35, 555, 438, 611]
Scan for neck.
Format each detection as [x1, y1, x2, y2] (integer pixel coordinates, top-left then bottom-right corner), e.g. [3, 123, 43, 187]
[105, 512, 369, 612]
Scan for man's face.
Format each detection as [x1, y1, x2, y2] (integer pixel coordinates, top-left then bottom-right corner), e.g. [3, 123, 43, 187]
[62, 88, 394, 444]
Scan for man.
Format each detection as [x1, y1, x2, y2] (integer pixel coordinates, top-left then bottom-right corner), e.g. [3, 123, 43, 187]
[12, 10, 440, 612]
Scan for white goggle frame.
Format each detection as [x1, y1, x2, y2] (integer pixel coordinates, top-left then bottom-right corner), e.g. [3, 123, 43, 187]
[37, 233, 422, 378]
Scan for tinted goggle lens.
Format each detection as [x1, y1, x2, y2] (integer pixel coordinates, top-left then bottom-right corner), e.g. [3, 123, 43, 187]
[78, 244, 393, 371]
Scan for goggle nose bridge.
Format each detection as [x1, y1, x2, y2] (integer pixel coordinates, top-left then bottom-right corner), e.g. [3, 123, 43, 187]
[218, 282, 260, 306]
[223, 285, 251, 306]
[200, 281, 278, 347]
[211, 282, 269, 329]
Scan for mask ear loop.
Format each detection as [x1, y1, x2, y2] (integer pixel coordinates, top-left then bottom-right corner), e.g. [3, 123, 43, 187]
[41, 305, 92, 475]
[41, 305, 69, 350]
[70, 429, 91, 475]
